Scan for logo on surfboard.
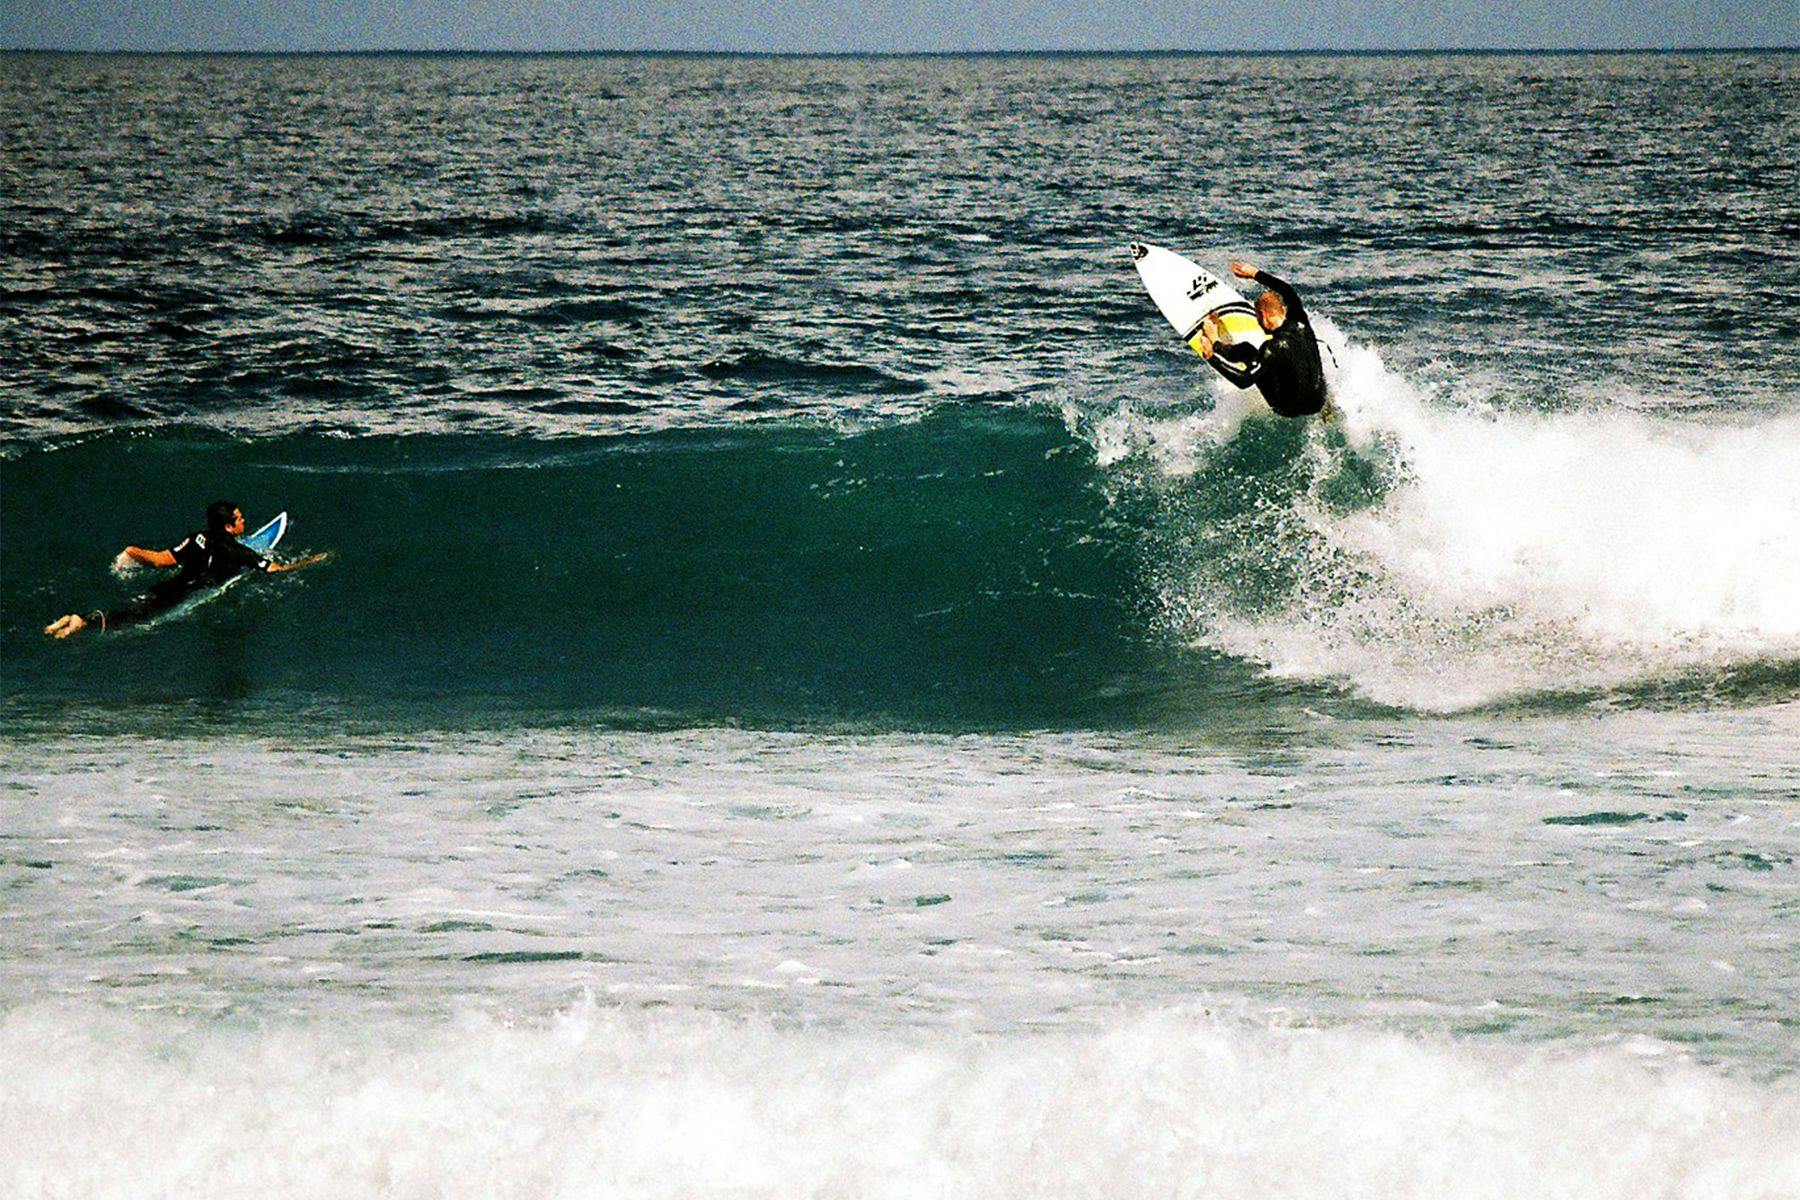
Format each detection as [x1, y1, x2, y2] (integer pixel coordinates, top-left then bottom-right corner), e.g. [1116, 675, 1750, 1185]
[1185, 270, 1222, 299]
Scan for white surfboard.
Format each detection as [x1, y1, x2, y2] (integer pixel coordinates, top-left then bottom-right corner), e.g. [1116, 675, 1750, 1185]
[1130, 241, 1267, 374]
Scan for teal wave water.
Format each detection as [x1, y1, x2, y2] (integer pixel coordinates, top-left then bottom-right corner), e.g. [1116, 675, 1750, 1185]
[2, 406, 1335, 729]
[9, 389, 1800, 729]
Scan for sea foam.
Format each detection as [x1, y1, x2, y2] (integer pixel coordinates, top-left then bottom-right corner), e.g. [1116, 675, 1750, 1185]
[3, 1000, 1795, 1199]
[1111, 322, 1800, 710]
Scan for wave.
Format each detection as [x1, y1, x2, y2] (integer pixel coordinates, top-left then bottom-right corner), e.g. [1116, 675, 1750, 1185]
[1089, 321, 1800, 711]
[2, 1000, 1795, 1199]
[6, 370, 1798, 725]
[1, 407, 1269, 729]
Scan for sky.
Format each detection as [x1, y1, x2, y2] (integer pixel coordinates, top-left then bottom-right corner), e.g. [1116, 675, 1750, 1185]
[2, 0, 1795, 53]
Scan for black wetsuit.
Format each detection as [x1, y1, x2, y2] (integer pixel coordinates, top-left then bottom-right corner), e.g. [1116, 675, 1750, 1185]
[89, 529, 271, 631]
[1211, 270, 1328, 418]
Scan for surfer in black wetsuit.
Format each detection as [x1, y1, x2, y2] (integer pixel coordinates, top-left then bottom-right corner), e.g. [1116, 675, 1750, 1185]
[1194, 261, 1330, 419]
[43, 501, 324, 638]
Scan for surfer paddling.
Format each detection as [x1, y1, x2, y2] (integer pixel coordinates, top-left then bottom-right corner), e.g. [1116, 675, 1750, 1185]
[1195, 262, 1330, 420]
[43, 501, 325, 638]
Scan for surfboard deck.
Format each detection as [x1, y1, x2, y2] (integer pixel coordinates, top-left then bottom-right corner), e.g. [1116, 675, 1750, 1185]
[1130, 242, 1267, 376]
[243, 512, 287, 555]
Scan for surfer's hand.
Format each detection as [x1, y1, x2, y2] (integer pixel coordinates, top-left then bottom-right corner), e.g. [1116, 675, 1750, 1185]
[1229, 261, 1257, 279]
[1196, 334, 1215, 359]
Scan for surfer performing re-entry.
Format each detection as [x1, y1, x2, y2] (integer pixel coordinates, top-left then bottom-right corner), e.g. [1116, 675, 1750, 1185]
[1131, 242, 1331, 420]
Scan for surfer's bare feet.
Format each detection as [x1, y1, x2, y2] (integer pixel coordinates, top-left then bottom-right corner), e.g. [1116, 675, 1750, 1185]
[44, 613, 88, 639]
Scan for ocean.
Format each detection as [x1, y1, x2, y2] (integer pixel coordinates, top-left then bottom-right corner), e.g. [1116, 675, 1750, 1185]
[2, 50, 1797, 1195]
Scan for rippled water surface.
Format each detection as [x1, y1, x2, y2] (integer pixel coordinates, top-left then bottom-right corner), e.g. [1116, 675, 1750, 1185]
[3, 52, 1794, 446]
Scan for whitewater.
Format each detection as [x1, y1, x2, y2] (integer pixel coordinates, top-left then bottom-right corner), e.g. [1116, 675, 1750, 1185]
[1091, 323, 1800, 709]
[7, 714, 1800, 1196]
[7, 1001, 1798, 1199]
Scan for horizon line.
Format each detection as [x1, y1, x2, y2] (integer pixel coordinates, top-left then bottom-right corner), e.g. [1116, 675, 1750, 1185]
[2, 45, 1795, 57]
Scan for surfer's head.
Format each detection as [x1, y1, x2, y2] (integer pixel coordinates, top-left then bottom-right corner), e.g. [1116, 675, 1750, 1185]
[206, 500, 245, 536]
[1256, 290, 1287, 332]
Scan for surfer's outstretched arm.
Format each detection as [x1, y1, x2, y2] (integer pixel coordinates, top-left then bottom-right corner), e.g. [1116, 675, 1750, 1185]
[1252, 270, 1307, 324]
[267, 552, 329, 574]
[1233, 261, 1309, 326]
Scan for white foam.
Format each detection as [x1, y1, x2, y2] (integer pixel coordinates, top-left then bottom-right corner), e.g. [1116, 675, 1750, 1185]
[2, 1000, 1795, 1199]
[1126, 324, 1800, 709]
[1084, 397, 1267, 479]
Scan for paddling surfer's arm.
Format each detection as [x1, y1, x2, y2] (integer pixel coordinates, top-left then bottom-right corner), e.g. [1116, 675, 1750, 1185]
[120, 545, 178, 568]
[267, 552, 329, 574]
[218, 537, 328, 575]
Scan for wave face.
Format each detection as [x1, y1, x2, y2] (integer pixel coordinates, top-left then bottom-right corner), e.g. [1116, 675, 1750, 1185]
[4, 1001, 1797, 1199]
[2, 53, 1797, 725]
[3, 408, 1293, 728]
[9, 384, 1799, 725]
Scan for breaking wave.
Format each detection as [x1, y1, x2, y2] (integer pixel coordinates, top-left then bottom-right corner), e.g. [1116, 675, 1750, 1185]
[3, 1000, 1795, 1199]
[1091, 319, 1800, 710]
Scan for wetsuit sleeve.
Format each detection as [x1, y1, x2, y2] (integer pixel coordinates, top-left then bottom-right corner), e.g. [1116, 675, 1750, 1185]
[171, 535, 203, 571]
[1253, 271, 1308, 325]
[1210, 340, 1265, 389]
[1215, 342, 1259, 365]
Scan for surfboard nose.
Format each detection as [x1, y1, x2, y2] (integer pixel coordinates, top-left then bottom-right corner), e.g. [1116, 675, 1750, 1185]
[1129, 242, 1148, 261]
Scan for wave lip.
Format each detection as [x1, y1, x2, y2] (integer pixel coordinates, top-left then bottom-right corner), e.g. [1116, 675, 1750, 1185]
[3, 1001, 1796, 1199]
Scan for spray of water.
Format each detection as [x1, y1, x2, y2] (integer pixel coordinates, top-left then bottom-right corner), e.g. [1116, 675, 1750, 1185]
[1093, 320, 1800, 710]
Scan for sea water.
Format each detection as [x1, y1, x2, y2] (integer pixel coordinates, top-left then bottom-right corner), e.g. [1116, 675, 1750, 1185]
[2, 52, 1797, 1196]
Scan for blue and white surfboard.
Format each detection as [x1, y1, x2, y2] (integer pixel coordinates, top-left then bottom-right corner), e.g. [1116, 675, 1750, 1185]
[243, 512, 287, 555]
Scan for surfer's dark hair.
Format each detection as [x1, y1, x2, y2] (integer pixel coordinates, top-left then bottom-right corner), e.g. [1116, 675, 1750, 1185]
[206, 500, 240, 532]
